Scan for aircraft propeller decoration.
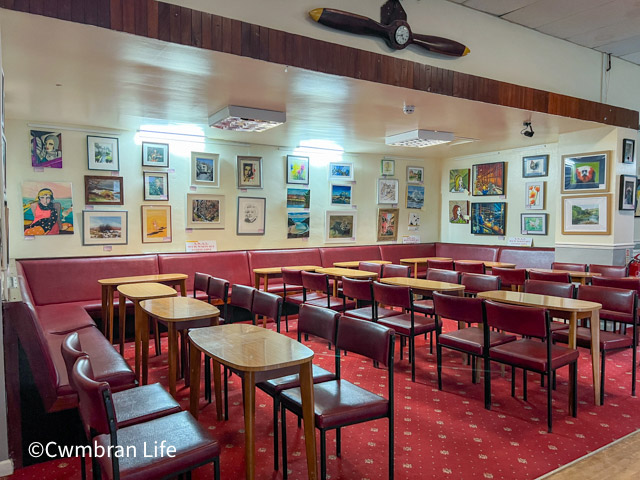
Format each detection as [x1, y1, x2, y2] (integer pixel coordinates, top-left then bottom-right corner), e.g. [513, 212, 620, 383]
[309, 0, 470, 57]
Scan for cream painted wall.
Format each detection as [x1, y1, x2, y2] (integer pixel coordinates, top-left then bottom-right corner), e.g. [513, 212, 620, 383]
[6, 120, 438, 259]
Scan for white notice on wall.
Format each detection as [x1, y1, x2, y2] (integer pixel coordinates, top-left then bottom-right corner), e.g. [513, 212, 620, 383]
[186, 240, 218, 252]
[402, 235, 420, 244]
[507, 237, 533, 247]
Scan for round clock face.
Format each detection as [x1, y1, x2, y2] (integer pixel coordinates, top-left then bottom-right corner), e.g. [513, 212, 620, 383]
[394, 25, 410, 45]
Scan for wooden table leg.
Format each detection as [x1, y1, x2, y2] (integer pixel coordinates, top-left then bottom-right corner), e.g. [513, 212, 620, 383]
[264, 275, 269, 292]
[107, 286, 115, 344]
[299, 360, 318, 479]
[179, 279, 187, 296]
[332, 276, 339, 297]
[213, 360, 222, 421]
[243, 371, 256, 480]
[254, 273, 260, 290]
[567, 311, 578, 415]
[189, 341, 202, 418]
[141, 308, 150, 385]
[134, 299, 141, 383]
[118, 294, 126, 354]
[413, 263, 419, 279]
[101, 285, 108, 337]
[590, 309, 602, 405]
[168, 323, 177, 398]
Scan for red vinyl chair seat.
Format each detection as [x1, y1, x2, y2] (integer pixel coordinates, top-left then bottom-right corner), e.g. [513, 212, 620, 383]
[343, 306, 400, 321]
[305, 296, 355, 311]
[413, 299, 433, 315]
[259, 364, 336, 395]
[113, 383, 182, 428]
[553, 327, 634, 350]
[489, 339, 579, 372]
[285, 291, 325, 305]
[549, 321, 570, 332]
[439, 328, 515, 356]
[377, 313, 439, 336]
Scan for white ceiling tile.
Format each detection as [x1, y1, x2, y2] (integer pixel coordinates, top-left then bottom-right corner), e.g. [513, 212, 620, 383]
[459, 0, 538, 16]
[567, 14, 640, 48]
[620, 51, 640, 65]
[502, 0, 612, 29]
[594, 34, 640, 56]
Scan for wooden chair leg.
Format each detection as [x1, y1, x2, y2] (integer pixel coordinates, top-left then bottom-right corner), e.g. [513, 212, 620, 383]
[281, 404, 288, 480]
[523, 370, 528, 401]
[511, 367, 516, 397]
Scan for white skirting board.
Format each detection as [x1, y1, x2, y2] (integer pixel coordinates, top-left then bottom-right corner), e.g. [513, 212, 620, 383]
[0, 458, 13, 476]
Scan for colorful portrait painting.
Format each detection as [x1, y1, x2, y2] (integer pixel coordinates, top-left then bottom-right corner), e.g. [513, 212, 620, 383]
[635, 182, 640, 217]
[22, 181, 74, 235]
[449, 169, 469, 193]
[471, 202, 506, 235]
[287, 188, 310, 209]
[31, 130, 62, 168]
[288, 212, 310, 238]
[449, 200, 469, 224]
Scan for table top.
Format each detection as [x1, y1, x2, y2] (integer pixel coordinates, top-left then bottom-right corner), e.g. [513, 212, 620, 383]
[477, 290, 601, 312]
[333, 260, 391, 268]
[140, 297, 220, 322]
[457, 260, 516, 268]
[315, 267, 379, 278]
[253, 265, 320, 275]
[381, 277, 465, 292]
[116, 282, 178, 300]
[189, 324, 314, 372]
[400, 257, 452, 264]
[99, 273, 188, 286]
[527, 268, 602, 278]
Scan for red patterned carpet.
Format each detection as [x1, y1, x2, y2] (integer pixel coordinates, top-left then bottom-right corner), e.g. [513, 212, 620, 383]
[8, 320, 640, 480]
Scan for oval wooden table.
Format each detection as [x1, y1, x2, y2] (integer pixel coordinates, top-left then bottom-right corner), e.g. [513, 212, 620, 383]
[253, 265, 320, 290]
[189, 324, 317, 480]
[380, 276, 465, 296]
[332, 260, 391, 268]
[315, 267, 379, 296]
[400, 257, 453, 278]
[527, 268, 602, 285]
[456, 260, 517, 271]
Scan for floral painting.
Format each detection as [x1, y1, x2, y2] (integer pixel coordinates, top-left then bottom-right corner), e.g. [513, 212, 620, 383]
[525, 181, 544, 209]
[286, 155, 309, 185]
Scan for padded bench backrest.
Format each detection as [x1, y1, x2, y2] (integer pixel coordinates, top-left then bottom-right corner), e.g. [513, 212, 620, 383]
[158, 251, 251, 288]
[435, 243, 500, 261]
[378, 243, 436, 264]
[319, 245, 382, 266]
[498, 247, 554, 269]
[248, 248, 322, 270]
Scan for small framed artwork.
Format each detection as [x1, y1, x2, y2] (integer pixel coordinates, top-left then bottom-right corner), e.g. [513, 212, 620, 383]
[31, 130, 62, 168]
[406, 185, 425, 209]
[471, 202, 506, 235]
[407, 166, 424, 183]
[377, 178, 399, 204]
[141, 205, 172, 243]
[325, 210, 356, 242]
[449, 168, 470, 193]
[191, 152, 219, 187]
[525, 181, 545, 210]
[381, 158, 395, 176]
[522, 155, 549, 177]
[22, 181, 74, 235]
[143, 171, 169, 201]
[619, 175, 637, 211]
[377, 208, 399, 242]
[142, 142, 169, 167]
[286, 155, 309, 185]
[472, 162, 505, 196]
[562, 151, 610, 193]
[408, 212, 421, 227]
[329, 162, 354, 181]
[186, 193, 224, 229]
[287, 188, 310, 208]
[237, 196, 266, 235]
[82, 210, 128, 245]
[562, 194, 611, 235]
[87, 135, 119, 171]
[288, 211, 310, 238]
[521, 213, 547, 236]
[237, 156, 263, 188]
[84, 175, 124, 205]
[636, 182, 640, 217]
[449, 200, 469, 224]
[623, 139, 635, 164]
[330, 184, 352, 206]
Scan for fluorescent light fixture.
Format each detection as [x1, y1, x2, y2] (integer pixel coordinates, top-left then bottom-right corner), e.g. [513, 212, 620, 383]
[385, 129, 454, 148]
[209, 105, 286, 132]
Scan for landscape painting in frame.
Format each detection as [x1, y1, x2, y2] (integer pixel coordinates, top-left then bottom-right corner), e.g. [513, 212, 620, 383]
[472, 162, 505, 196]
[83, 210, 127, 245]
[286, 155, 309, 185]
[449, 168, 469, 193]
[142, 142, 169, 167]
[87, 136, 119, 171]
[191, 152, 219, 187]
[325, 210, 356, 242]
[141, 205, 172, 243]
[288, 211, 310, 239]
[31, 130, 62, 168]
[287, 188, 310, 208]
[186, 193, 225, 229]
[407, 166, 424, 183]
[522, 155, 548, 177]
[22, 181, 74, 236]
[331, 184, 352, 206]
[85, 175, 123, 205]
[406, 185, 424, 209]
[329, 162, 354, 181]
[471, 202, 506, 235]
[377, 208, 399, 242]
[562, 195, 611, 235]
[525, 181, 544, 209]
[562, 151, 609, 193]
[521, 213, 547, 236]
[449, 200, 469, 224]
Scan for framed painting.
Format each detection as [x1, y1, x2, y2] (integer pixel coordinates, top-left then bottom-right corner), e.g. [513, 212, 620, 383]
[619, 175, 637, 211]
[330, 184, 352, 206]
[471, 202, 506, 235]
[287, 188, 310, 209]
[237, 196, 266, 235]
[191, 152, 219, 187]
[636, 182, 640, 217]
[141, 205, 172, 243]
[381, 158, 395, 176]
[521, 213, 547, 236]
[623, 138, 635, 164]
[325, 210, 356, 242]
[288, 211, 310, 239]
[22, 181, 74, 235]
[237, 156, 263, 188]
[449, 168, 469, 193]
[522, 155, 548, 177]
[286, 155, 309, 185]
[406, 185, 424, 209]
[472, 162, 505, 196]
[87, 135, 119, 171]
[525, 181, 544, 210]
[377, 208, 399, 242]
[449, 200, 469, 224]
[377, 178, 399, 204]
[562, 195, 611, 235]
[329, 162, 354, 181]
[186, 193, 224, 229]
[408, 212, 421, 227]
[561, 151, 610, 193]
[84, 175, 124, 205]
[407, 166, 424, 183]
[31, 130, 62, 168]
[82, 210, 128, 245]
[142, 142, 169, 167]
[143, 171, 169, 201]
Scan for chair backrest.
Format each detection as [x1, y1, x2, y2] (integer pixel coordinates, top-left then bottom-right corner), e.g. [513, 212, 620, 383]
[427, 268, 460, 284]
[484, 300, 548, 338]
[427, 259, 454, 270]
[524, 279, 575, 298]
[281, 267, 303, 286]
[460, 273, 500, 295]
[491, 267, 526, 288]
[551, 262, 587, 272]
[72, 357, 114, 436]
[589, 264, 628, 278]
[592, 276, 640, 296]
[252, 290, 283, 321]
[341, 277, 373, 302]
[455, 261, 485, 274]
[358, 262, 383, 276]
[298, 304, 340, 344]
[432, 292, 484, 325]
[301, 271, 329, 294]
[193, 272, 211, 297]
[528, 270, 571, 283]
[372, 281, 412, 310]
[336, 315, 395, 368]
[207, 277, 229, 303]
[61, 332, 85, 392]
[229, 284, 255, 310]
[382, 264, 410, 278]
[577, 285, 637, 324]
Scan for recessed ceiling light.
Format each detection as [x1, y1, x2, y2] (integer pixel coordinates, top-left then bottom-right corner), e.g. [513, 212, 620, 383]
[385, 129, 454, 148]
[208, 105, 286, 132]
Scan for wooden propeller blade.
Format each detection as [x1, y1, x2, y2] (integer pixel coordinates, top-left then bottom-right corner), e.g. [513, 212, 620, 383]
[411, 33, 470, 57]
[310, 8, 389, 38]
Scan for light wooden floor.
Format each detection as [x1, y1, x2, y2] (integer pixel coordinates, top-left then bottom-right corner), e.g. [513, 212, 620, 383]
[541, 429, 640, 479]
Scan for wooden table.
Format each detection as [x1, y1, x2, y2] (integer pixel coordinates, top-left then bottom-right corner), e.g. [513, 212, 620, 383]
[333, 260, 391, 268]
[528, 268, 602, 285]
[99, 273, 188, 349]
[315, 267, 378, 296]
[400, 257, 453, 278]
[116, 283, 178, 385]
[381, 277, 465, 296]
[253, 266, 320, 290]
[457, 260, 517, 270]
[477, 290, 603, 407]
[189, 324, 317, 480]
[140, 297, 219, 398]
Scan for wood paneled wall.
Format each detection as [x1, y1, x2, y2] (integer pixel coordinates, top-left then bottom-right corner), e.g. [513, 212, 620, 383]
[1, 0, 638, 129]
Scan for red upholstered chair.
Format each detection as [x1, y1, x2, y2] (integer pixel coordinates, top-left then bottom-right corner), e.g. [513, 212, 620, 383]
[528, 270, 571, 283]
[358, 261, 384, 276]
[279, 316, 395, 480]
[207, 276, 230, 318]
[524, 280, 576, 332]
[591, 277, 640, 320]
[492, 267, 526, 292]
[552, 262, 587, 272]
[252, 290, 283, 330]
[589, 264, 628, 278]
[373, 281, 437, 382]
[460, 273, 501, 297]
[454, 261, 486, 274]
[72, 357, 221, 480]
[341, 277, 400, 321]
[412, 269, 461, 317]
[301, 271, 354, 311]
[433, 293, 515, 390]
[483, 300, 579, 432]
[193, 271, 211, 298]
[553, 285, 637, 404]
[281, 268, 323, 331]
[227, 284, 256, 323]
[382, 264, 411, 278]
[427, 259, 454, 271]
